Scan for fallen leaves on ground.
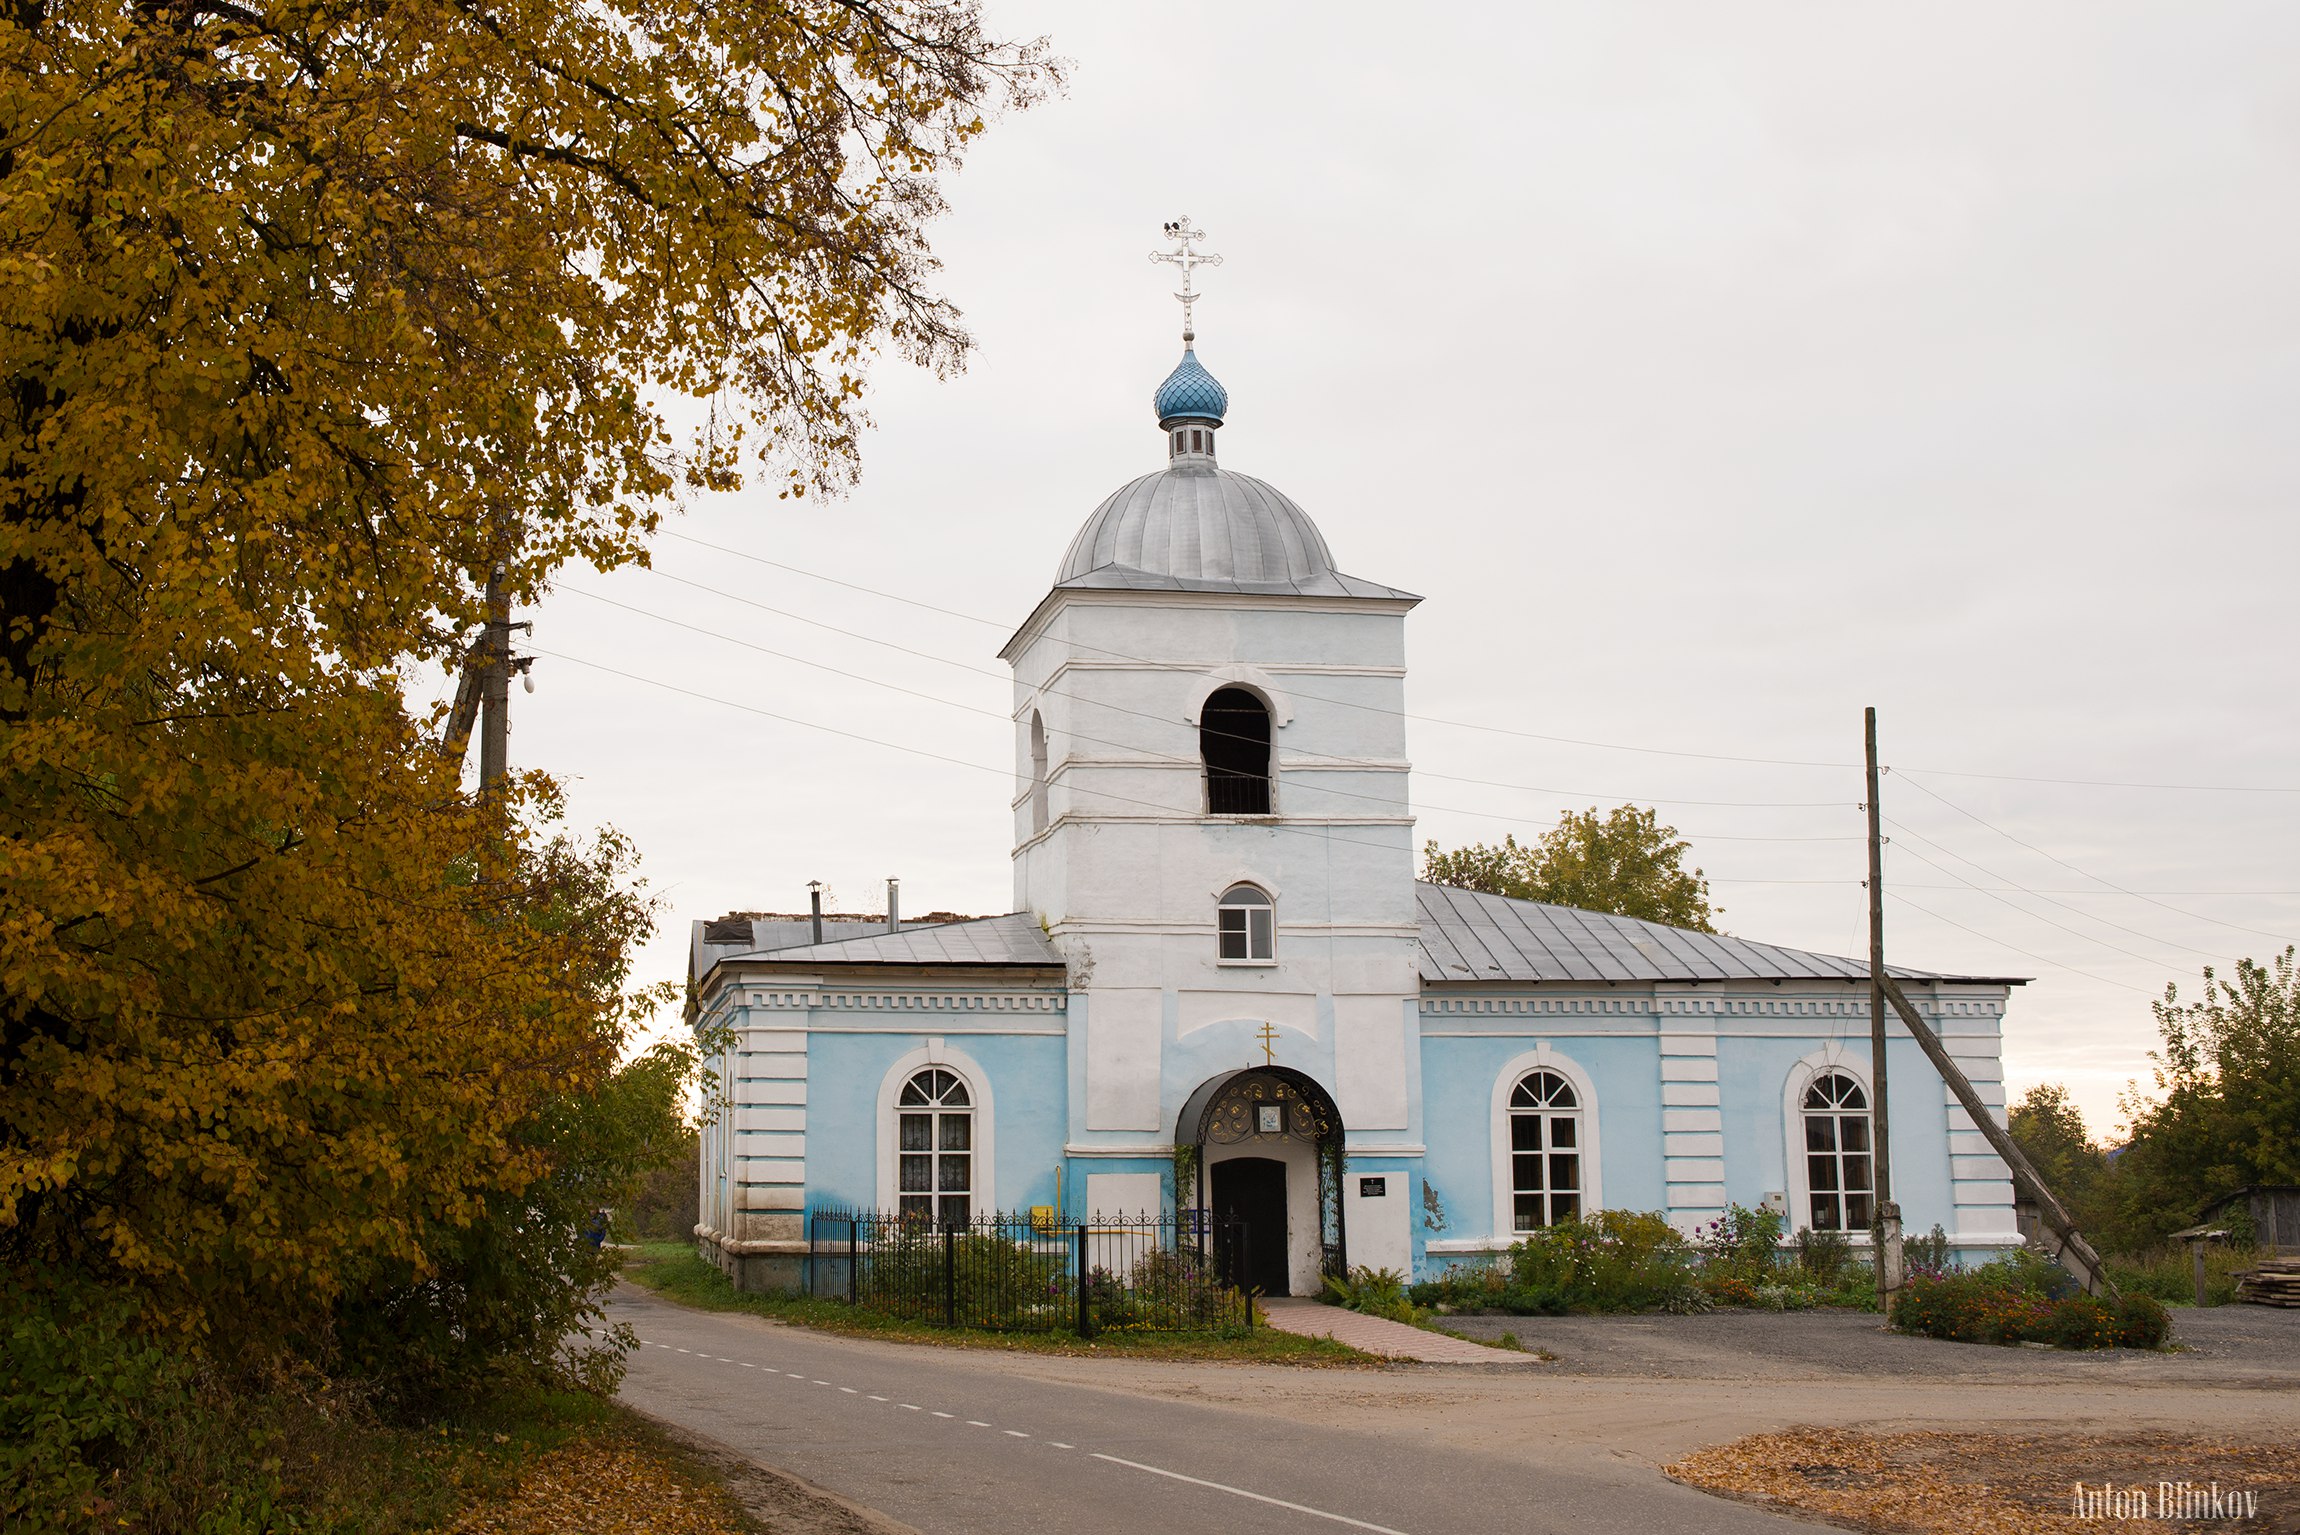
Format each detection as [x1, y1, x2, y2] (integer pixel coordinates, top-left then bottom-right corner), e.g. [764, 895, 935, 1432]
[1667, 1428, 2297, 1535]
[439, 1430, 750, 1535]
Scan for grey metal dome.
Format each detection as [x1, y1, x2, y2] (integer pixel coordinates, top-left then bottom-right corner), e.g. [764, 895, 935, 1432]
[1053, 462, 1420, 600]
[1056, 463, 1336, 588]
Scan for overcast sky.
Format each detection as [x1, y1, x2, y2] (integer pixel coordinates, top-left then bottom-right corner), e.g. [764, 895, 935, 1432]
[492, 1, 2300, 1139]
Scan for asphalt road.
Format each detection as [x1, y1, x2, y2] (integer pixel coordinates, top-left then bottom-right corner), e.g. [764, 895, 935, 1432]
[609, 1286, 1812, 1535]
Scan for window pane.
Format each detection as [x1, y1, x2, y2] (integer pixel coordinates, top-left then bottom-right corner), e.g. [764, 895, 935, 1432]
[1808, 1153, 1838, 1192]
[1510, 1080, 1538, 1109]
[1550, 1117, 1576, 1149]
[939, 1078, 970, 1108]
[939, 1115, 971, 1152]
[900, 1154, 932, 1192]
[1838, 1081, 1867, 1110]
[939, 1154, 970, 1192]
[1842, 1155, 1871, 1194]
[940, 1195, 970, 1225]
[900, 1081, 929, 1106]
[1248, 907, 1273, 959]
[1838, 1115, 1869, 1152]
[1846, 1192, 1873, 1229]
[1552, 1192, 1580, 1223]
[1543, 1076, 1577, 1109]
[1218, 909, 1247, 959]
[1514, 1194, 1542, 1231]
[899, 1194, 932, 1219]
[1813, 1194, 1841, 1231]
[900, 1114, 932, 1152]
[1513, 1152, 1544, 1192]
[1550, 1153, 1579, 1192]
[1805, 1116, 1837, 1153]
[1511, 1114, 1542, 1151]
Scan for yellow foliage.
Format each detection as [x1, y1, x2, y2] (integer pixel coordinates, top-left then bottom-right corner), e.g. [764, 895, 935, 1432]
[0, 0, 1052, 1348]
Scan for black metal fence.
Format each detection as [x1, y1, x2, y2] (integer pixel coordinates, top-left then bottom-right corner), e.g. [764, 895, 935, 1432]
[806, 1209, 1253, 1335]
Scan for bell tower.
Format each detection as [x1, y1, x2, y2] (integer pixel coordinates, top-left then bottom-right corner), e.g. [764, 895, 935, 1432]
[998, 224, 1424, 1283]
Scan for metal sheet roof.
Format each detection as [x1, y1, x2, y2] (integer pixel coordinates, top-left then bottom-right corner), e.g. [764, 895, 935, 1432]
[1055, 465, 1418, 601]
[722, 911, 1061, 969]
[1414, 882, 2024, 986]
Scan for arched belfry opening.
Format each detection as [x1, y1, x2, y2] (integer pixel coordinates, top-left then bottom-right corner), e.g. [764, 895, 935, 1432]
[1176, 1067, 1345, 1295]
[1028, 710, 1049, 834]
[1200, 688, 1271, 815]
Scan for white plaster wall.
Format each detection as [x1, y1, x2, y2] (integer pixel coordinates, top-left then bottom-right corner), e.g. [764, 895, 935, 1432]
[1084, 988, 1163, 1130]
[1085, 1171, 1163, 1220]
[1009, 585, 1425, 1173]
[1344, 1172, 1412, 1275]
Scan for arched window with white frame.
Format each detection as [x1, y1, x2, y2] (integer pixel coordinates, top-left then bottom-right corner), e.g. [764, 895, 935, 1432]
[1217, 883, 1274, 964]
[1508, 1069, 1582, 1230]
[1802, 1070, 1872, 1232]
[897, 1068, 973, 1225]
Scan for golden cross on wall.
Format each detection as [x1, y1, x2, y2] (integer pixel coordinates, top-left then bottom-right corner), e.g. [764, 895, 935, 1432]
[1256, 1020, 1280, 1066]
[1149, 217, 1223, 344]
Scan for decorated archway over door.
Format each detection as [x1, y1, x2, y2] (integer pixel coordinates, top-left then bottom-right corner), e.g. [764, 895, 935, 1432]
[1176, 1066, 1347, 1281]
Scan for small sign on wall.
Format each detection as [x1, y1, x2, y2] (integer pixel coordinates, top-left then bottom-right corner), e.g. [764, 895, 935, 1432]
[1358, 1176, 1387, 1197]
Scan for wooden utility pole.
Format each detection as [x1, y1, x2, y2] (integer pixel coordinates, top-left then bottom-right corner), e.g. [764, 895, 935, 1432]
[441, 562, 529, 792]
[1862, 705, 2116, 1299]
[1865, 708, 1902, 1312]
[477, 563, 511, 792]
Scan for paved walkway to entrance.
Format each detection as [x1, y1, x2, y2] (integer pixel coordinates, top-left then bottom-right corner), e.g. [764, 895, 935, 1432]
[1259, 1297, 1537, 1363]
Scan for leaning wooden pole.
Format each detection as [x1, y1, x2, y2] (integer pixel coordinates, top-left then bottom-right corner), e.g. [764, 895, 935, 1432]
[1875, 974, 2117, 1298]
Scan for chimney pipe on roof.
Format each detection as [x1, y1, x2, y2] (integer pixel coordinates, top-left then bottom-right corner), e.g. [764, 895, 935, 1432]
[808, 881, 823, 945]
[887, 877, 901, 934]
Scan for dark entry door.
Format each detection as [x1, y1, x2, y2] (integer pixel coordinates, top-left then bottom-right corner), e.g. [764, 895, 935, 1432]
[1212, 1157, 1290, 1297]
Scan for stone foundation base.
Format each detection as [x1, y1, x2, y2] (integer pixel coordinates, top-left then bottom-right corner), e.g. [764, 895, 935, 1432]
[695, 1219, 809, 1296]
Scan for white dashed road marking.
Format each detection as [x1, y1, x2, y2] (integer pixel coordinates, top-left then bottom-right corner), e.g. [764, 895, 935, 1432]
[638, 1335, 1416, 1533]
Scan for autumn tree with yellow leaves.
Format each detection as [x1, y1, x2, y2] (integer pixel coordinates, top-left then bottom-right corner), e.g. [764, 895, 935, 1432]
[1, 0, 1050, 1513]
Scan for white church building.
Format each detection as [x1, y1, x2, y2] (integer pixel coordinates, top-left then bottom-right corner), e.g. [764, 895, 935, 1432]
[691, 246, 2024, 1296]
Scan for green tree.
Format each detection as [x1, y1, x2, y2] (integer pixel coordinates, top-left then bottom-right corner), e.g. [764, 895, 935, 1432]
[2007, 1083, 2107, 1226]
[1423, 806, 1719, 932]
[2105, 948, 2300, 1247]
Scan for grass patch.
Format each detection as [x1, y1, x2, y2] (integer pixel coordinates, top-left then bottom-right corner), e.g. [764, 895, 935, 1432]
[62, 1372, 711, 1535]
[620, 1243, 1367, 1364]
[2104, 1243, 2258, 1307]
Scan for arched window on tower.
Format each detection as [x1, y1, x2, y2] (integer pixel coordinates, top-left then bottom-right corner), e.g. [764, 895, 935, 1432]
[1201, 687, 1271, 814]
[1028, 711, 1049, 835]
[1802, 1071, 1873, 1232]
[1216, 883, 1275, 964]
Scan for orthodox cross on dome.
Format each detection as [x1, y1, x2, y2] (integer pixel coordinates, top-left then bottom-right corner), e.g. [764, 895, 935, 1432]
[1256, 1019, 1280, 1067]
[1149, 218, 1223, 345]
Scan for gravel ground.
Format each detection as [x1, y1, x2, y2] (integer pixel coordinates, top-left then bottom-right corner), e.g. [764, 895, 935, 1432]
[1431, 1304, 2300, 1385]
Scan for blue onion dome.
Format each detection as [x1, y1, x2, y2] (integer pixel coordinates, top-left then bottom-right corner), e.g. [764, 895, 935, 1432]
[1152, 349, 1228, 425]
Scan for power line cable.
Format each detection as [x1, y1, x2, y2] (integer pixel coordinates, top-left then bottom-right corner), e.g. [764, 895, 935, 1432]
[557, 584, 1861, 845]
[1882, 823, 2231, 969]
[528, 645, 1541, 870]
[1895, 773, 2296, 947]
[1884, 817, 2233, 963]
[660, 531, 1857, 771]
[626, 565, 1851, 809]
[1884, 890, 2148, 994]
[661, 529, 2300, 792]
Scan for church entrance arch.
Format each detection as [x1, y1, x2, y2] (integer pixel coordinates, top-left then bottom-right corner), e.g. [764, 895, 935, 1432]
[1177, 1067, 1346, 1296]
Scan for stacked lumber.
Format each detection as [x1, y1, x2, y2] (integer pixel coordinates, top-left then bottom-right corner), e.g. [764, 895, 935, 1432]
[2234, 1257, 2300, 1307]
